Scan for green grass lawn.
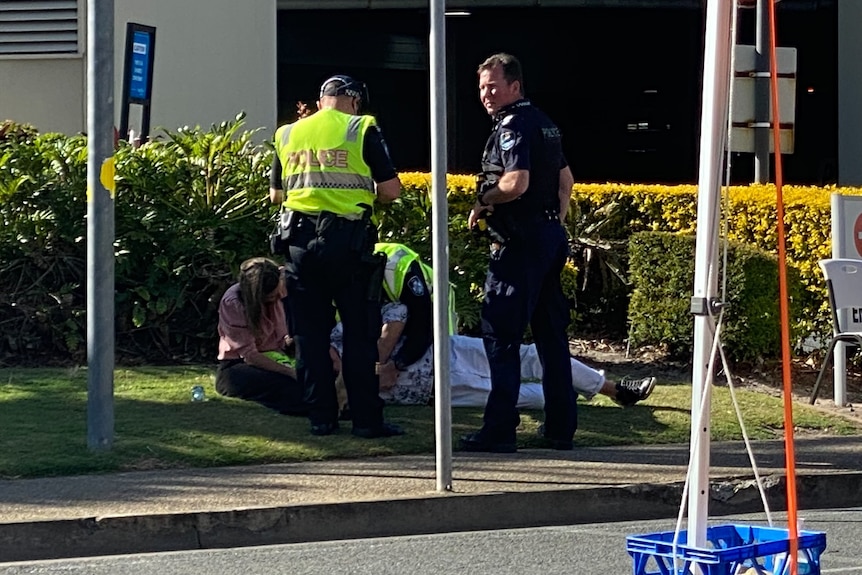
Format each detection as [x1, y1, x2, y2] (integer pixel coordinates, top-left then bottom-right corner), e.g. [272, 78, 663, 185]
[1, 365, 858, 479]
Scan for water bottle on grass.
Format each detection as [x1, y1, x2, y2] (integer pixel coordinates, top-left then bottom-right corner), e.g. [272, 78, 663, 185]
[191, 385, 206, 402]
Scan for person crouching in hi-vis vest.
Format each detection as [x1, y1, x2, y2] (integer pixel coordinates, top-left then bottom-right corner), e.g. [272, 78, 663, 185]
[269, 74, 404, 438]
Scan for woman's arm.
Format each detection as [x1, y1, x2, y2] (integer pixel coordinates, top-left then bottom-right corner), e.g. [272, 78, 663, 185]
[244, 350, 297, 379]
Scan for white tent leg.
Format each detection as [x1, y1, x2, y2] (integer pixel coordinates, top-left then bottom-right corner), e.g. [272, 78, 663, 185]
[689, 0, 734, 548]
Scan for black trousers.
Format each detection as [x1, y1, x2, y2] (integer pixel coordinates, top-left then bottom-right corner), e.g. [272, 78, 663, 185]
[282, 213, 383, 429]
[215, 360, 307, 415]
[479, 220, 577, 443]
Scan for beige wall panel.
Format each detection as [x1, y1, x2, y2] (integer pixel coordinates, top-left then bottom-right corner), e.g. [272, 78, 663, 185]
[114, 0, 277, 138]
[0, 58, 85, 134]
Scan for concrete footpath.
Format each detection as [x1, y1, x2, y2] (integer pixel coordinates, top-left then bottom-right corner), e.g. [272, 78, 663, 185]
[1, 436, 861, 563]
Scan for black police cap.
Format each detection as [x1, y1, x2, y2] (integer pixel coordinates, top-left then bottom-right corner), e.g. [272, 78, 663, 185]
[319, 75, 369, 105]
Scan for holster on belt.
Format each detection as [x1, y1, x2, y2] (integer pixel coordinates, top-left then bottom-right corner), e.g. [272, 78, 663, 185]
[270, 209, 299, 255]
[363, 251, 387, 303]
[348, 204, 375, 254]
[485, 211, 519, 244]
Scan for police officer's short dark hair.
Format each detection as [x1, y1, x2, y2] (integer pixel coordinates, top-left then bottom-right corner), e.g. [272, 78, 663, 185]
[477, 53, 524, 95]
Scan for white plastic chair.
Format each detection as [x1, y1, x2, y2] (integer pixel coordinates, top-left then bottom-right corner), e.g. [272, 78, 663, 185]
[809, 258, 862, 404]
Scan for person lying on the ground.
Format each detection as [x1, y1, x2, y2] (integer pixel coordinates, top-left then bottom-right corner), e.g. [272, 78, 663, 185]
[330, 302, 657, 410]
[215, 257, 306, 415]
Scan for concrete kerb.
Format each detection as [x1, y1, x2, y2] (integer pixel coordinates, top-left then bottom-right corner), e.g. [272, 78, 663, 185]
[2, 472, 862, 563]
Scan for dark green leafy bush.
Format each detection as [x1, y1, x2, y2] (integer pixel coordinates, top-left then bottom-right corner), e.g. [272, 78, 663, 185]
[0, 116, 275, 365]
[628, 231, 802, 362]
[0, 124, 88, 361]
[113, 115, 274, 361]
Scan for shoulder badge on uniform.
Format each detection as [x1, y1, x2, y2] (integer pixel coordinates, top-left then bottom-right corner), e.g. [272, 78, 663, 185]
[407, 276, 426, 297]
[499, 130, 516, 152]
[501, 114, 515, 126]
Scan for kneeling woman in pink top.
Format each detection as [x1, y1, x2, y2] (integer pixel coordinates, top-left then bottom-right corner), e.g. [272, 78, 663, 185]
[216, 257, 306, 415]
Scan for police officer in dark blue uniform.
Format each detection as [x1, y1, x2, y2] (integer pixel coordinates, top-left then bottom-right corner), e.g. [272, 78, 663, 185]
[461, 53, 577, 453]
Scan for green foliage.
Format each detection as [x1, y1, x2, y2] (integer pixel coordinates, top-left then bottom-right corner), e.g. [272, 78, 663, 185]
[569, 183, 842, 354]
[627, 232, 694, 355]
[1, 121, 842, 366]
[628, 231, 803, 362]
[0, 123, 88, 361]
[566, 194, 632, 337]
[0, 115, 275, 365]
[112, 114, 274, 360]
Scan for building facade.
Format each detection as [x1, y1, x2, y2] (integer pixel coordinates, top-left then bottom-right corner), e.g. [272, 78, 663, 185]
[0, 0, 277, 139]
[1, 0, 856, 185]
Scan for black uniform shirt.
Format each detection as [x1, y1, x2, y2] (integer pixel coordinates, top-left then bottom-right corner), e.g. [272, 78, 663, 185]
[270, 121, 397, 190]
[481, 99, 568, 219]
[389, 260, 433, 370]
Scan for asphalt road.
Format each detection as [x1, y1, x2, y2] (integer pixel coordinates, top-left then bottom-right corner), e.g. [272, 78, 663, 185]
[2, 509, 861, 575]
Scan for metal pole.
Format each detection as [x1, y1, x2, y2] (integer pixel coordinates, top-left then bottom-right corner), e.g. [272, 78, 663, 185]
[87, 0, 115, 451]
[689, 0, 733, 548]
[430, 0, 452, 492]
[830, 193, 848, 407]
[754, 0, 771, 183]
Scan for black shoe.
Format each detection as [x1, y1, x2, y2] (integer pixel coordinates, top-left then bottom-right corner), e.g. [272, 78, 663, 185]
[537, 424, 574, 451]
[614, 376, 657, 407]
[310, 421, 339, 436]
[338, 405, 352, 421]
[459, 431, 517, 453]
[351, 422, 405, 439]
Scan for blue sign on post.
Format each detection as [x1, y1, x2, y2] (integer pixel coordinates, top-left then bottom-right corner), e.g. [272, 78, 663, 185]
[120, 23, 156, 142]
[129, 31, 152, 101]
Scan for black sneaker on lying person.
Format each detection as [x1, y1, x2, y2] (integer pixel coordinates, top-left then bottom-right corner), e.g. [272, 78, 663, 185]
[613, 376, 657, 407]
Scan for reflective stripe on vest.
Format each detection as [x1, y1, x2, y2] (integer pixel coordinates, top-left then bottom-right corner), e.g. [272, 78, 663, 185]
[275, 109, 377, 217]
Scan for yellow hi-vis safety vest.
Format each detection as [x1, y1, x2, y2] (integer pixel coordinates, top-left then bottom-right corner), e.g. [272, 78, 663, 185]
[374, 242, 458, 335]
[274, 108, 378, 218]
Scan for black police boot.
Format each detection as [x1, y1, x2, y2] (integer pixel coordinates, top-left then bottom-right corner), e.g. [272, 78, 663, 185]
[459, 431, 517, 453]
[537, 424, 574, 451]
[351, 421, 405, 439]
[310, 421, 339, 436]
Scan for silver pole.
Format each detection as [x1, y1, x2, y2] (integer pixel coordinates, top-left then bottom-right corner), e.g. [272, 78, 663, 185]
[430, 0, 452, 492]
[86, 0, 115, 451]
[830, 193, 848, 407]
[689, 0, 733, 547]
[754, 0, 771, 183]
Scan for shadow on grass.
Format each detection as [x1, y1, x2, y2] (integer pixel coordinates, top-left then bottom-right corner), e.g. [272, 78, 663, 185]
[0, 386, 668, 480]
[9, 364, 852, 480]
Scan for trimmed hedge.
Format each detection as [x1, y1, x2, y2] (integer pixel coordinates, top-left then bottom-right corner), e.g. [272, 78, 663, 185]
[1, 117, 854, 365]
[570, 183, 859, 352]
[628, 231, 802, 362]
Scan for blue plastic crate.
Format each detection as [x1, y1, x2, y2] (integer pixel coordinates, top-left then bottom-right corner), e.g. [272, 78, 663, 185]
[626, 523, 826, 575]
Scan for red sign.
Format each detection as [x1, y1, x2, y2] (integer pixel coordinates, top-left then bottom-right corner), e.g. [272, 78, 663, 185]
[854, 213, 862, 256]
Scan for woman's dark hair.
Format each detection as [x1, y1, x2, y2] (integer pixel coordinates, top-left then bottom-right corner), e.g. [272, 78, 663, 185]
[238, 257, 281, 338]
[477, 52, 525, 95]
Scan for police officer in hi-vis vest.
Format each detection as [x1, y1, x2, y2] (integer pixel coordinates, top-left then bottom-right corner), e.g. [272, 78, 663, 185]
[269, 75, 404, 438]
[462, 53, 577, 453]
[373, 242, 457, 379]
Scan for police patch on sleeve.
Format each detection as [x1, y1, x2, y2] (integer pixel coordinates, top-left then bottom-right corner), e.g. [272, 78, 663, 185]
[407, 276, 426, 297]
[499, 130, 516, 152]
